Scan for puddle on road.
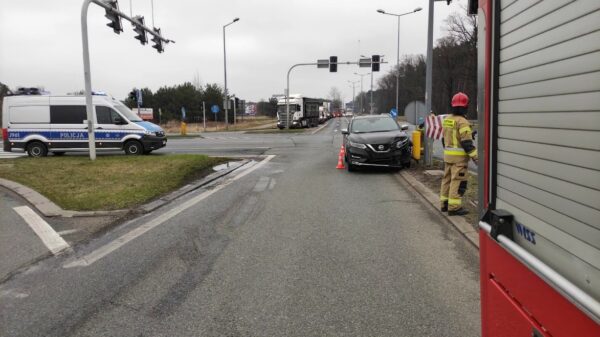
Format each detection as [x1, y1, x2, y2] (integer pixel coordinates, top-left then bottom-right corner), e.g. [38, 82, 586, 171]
[212, 163, 230, 171]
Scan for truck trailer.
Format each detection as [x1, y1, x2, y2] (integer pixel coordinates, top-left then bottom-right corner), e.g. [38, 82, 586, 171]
[277, 95, 323, 129]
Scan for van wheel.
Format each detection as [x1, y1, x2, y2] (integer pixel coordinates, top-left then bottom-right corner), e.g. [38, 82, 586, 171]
[27, 142, 48, 157]
[124, 141, 143, 155]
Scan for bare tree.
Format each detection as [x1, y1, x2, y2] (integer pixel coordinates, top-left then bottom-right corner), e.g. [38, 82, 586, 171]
[328, 87, 343, 110]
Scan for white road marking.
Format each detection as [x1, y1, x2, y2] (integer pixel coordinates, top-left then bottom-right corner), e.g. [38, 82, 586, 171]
[268, 178, 276, 190]
[311, 121, 329, 134]
[253, 176, 270, 192]
[0, 149, 26, 159]
[13, 206, 70, 255]
[63, 155, 276, 268]
[57, 229, 81, 235]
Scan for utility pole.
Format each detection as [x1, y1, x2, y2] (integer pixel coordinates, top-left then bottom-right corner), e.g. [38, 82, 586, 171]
[354, 73, 370, 114]
[425, 0, 435, 166]
[202, 101, 206, 132]
[223, 17, 239, 131]
[348, 80, 359, 114]
[232, 95, 237, 129]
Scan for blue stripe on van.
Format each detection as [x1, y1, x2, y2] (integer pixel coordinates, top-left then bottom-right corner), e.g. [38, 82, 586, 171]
[8, 130, 144, 141]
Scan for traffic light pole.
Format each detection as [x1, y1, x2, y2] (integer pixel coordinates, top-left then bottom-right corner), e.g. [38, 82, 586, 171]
[81, 0, 97, 160]
[286, 59, 386, 129]
[81, 0, 174, 161]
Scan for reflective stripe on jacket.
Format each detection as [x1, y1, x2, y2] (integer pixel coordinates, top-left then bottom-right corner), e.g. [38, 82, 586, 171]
[442, 115, 477, 163]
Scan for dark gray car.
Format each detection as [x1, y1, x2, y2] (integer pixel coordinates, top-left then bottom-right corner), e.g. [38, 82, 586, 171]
[342, 115, 412, 172]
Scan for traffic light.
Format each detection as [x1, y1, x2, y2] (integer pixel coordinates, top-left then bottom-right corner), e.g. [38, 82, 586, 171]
[371, 55, 380, 72]
[329, 56, 337, 72]
[133, 16, 147, 45]
[151, 28, 164, 53]
[104, 0, 123, 34]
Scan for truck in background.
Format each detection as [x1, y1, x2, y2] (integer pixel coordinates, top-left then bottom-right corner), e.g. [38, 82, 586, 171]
[475, 0, 600, 336]
[276, 94, 324, 129]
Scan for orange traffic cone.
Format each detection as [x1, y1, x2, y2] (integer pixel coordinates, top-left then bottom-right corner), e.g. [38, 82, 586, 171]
[336, 147, 345, 169]
[340, 144, 346, 156]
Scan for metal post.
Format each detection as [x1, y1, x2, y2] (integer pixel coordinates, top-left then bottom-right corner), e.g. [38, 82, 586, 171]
[359, 76, 364, 114]
[396, 15, 400, 115]
[233, 95, 237, 129]
[81, 0, 96, 160]
[202, 101, 206, 132]
[223, 25, 228, 130]
[370, 71, 374, 115]
[425, 0, 434, 166]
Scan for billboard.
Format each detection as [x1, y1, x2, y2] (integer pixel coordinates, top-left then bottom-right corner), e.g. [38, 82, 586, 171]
[136, 108, 154, 120]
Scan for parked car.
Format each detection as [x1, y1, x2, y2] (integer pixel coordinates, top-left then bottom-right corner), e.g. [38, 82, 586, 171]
[2, 93, 166, 157]
[342, 115, 411, 171]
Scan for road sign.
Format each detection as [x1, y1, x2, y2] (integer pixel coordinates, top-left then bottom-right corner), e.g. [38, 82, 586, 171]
[181, 107, 186, 119]
[136, 89, 143, 105]
[359, 58, 371, 67]
[390, 108, 398, 118]
[317, 59, 329, 68]
[211, 105, 220, 114]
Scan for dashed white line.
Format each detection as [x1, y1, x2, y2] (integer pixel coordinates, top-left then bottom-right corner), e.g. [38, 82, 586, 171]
[13, 206, 70, 255]
[63, 155, 276, 268]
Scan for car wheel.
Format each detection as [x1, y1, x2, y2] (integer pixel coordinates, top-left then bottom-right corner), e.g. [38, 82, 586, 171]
[53, 151, 66, 156]
[26, 141, 48, 157]
[347, 161, 356, 172]
[124, 140, 143, 155]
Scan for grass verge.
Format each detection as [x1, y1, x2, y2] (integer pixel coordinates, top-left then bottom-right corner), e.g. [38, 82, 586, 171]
[0, 155, 226, 211]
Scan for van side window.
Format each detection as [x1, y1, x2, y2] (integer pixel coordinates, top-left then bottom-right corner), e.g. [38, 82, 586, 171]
[96, 106, 113, 124]
[50, 105, 87, 124]
[96, 106, 126, 124]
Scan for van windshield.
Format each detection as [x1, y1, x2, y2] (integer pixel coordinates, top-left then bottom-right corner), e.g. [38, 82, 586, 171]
[114, 102, 143, 122]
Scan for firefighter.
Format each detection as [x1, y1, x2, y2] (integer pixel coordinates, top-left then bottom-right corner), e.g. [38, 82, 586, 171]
[440, 92, 477, 215]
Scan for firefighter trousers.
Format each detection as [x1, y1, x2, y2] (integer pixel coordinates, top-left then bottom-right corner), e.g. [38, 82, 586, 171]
[440, 161, 468, 211]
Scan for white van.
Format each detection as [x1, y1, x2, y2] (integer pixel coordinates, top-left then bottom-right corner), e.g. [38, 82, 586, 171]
[1, 94, 166, 157]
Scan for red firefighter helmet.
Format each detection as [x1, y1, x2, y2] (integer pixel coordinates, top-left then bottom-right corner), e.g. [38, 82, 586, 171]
[451, 92, 469, 108]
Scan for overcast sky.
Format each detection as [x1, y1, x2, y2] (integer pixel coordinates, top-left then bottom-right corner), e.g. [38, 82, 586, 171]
[0, 0, 465, 102]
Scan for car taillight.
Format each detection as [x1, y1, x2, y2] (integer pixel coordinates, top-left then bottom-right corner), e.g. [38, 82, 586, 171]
[1, 128, 7, 141]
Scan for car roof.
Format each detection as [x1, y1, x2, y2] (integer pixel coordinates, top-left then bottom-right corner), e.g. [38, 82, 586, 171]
[352, 115, 393, 120]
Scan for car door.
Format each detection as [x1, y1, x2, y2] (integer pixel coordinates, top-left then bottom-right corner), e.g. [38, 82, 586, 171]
[95, 105, 128, 149]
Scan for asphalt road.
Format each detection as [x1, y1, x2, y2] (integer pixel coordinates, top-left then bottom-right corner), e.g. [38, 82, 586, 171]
[0, 119, 480, 337]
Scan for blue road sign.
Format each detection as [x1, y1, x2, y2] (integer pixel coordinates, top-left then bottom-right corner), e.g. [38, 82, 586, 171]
[390, 108, 398, 118]
[211, 105, 220, 114]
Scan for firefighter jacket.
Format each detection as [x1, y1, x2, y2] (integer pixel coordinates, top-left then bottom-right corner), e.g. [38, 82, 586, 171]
[442, 115, 477, 164]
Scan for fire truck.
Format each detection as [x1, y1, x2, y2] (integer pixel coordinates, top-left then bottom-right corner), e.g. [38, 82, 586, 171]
[475, 0, 600, 336]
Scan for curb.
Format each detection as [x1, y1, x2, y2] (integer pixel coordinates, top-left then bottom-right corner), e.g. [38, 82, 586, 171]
[135, 159, 250, 213]
[0, 178, 127, 218]
[397, 170, 480, 249]
[0, 160, 250, 218]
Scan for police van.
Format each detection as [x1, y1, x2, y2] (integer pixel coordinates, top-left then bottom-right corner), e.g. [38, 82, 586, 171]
[1, 94, 166, 157]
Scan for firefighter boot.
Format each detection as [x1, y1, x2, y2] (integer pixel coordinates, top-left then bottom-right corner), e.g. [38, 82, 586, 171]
[448, 208, 469, 216]
[441, 201, 448, 212]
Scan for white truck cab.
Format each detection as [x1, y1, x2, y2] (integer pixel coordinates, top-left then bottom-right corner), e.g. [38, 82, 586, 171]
[2, 94, 166, 157]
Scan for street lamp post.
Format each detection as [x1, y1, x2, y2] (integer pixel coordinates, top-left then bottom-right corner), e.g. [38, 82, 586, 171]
[348, 80, 359, 114]
[223, 17, 239, 131]
[376, 7, 422, 115]
[354, 72, 371, 115]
